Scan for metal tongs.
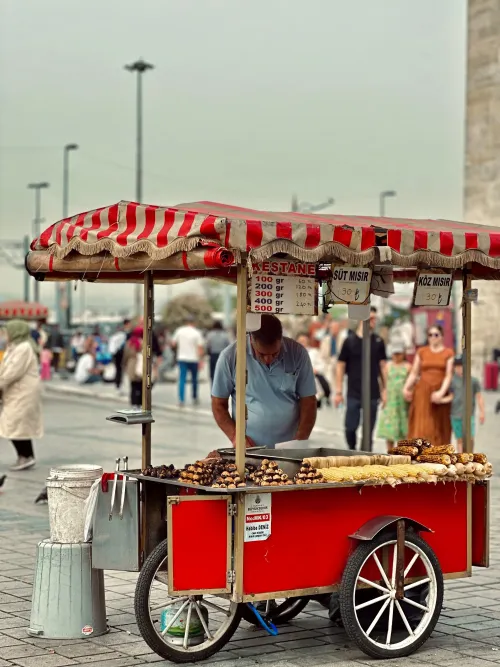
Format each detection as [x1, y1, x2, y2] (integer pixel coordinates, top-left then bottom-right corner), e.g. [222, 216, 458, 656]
[119, 456, 129, 520]
[109, 457, 120, 520]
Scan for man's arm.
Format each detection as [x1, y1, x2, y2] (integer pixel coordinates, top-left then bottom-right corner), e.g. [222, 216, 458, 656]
[295, 396, 317, 440]
[211, 397, 236, 442]
[335, 360, 346, 406]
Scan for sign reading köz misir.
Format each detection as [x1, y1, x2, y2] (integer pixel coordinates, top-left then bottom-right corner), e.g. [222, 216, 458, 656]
[413, 271, 453, 307]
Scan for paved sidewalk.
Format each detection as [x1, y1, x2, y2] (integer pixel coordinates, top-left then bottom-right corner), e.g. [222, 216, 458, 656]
[1, 388, 500, 666]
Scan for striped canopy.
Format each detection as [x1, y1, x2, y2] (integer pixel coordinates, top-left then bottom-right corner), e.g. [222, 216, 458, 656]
[30, 200, 500, 270]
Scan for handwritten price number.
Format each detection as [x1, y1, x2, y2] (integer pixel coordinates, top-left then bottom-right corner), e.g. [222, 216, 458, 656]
[425, 292, 444, 305]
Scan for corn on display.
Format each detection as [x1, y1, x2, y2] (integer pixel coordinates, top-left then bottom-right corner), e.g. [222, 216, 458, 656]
[457, 453, 474, 464]
[425, 445, 455, 456]
[416, 454, 452, 465]
[303, 454, 411, 469]
[473, 453, 488, 464]
[389, 446, 419, 457]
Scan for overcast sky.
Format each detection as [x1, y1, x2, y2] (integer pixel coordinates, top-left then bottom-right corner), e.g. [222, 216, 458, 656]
[0, 0, 467, 313]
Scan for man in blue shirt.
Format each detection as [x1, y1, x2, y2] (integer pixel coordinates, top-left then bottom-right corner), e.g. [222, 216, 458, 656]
[212, 314, 317, 448]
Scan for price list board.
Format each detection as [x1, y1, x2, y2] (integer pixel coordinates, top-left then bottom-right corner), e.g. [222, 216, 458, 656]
[249, 262, 318, 315]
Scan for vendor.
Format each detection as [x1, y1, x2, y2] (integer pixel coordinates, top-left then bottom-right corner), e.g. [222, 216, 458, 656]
[212, 314, 317, 448]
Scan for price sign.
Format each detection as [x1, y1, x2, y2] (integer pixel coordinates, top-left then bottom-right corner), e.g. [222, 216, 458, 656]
[250, 262, 317, 315]
[330, 265, 372, 304]
[413, 272, 453, 307]
[244, 493, 272, 542]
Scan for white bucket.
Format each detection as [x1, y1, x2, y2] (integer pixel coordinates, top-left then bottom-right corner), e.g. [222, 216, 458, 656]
[47, 465, 103, 543]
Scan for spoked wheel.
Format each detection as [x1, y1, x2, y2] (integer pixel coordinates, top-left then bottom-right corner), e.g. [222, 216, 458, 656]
[339, 530, 443, 659]
[241, 596, 310, 626]
[135, 539, 242, 663]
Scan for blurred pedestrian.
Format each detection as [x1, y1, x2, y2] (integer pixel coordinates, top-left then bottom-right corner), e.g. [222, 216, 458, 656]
[335, 307, 387, 450]
[74, 339, 102, 385]
[205, 321, 230, 384]
[123, 326, 144, 409]
[297, 334, 331, 407]
[403, 325, 454, 447]
[0, 320, 42, 471]
[437, 355, 485, 452]
[376, 343, 411, 451]
[70, 330, 86, 362]
[108, 318, 131, 394]
[47, 324, 64, 372]
[172, 316, 204, 407]
[40, 344, 53, 381]
[320, 320, 340, 389]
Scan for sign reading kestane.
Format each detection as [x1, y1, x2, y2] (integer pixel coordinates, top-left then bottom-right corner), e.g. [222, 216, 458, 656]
[250, 262, 317, 315]
[330, 265, 372, 304]
[413, 271, 453, 307]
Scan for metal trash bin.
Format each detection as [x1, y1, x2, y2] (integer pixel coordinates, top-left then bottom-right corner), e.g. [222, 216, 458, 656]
[29, 540, 108, 639]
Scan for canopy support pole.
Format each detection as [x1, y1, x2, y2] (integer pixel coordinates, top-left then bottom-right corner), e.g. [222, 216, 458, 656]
[361, 318, 372, 452]
[235, 262, 248, 476]
[462, 271, 472, 453]
[142, 271, 154, 469]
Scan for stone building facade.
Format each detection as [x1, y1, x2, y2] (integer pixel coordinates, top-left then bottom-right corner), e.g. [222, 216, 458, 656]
[464, 0, 500, 367]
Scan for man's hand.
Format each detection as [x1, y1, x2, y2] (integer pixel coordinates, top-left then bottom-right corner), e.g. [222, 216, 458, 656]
[231, 435, 257, 448]
[334, 392, 344, 408]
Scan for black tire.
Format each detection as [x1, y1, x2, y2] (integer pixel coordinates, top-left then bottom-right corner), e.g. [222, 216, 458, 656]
[242, 596, 310, 625]
[135, 539, 243, 663]
[339, 530, 443, 659]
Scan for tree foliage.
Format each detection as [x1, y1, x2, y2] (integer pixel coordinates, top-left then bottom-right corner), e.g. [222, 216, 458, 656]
[162, 293, 214, 331]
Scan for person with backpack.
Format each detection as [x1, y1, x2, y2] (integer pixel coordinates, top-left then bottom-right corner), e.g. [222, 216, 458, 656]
[211, 314, 317, 448]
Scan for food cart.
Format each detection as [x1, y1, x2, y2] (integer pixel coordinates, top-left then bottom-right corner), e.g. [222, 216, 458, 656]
[26, 200, 493, 662]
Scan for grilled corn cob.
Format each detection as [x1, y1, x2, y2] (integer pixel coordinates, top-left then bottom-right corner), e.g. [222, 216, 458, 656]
[390, 446, 419, 457]
[473, 453, 488, 464]
[456, 453, 474, 464]
[425, 445, 455, 456]
[416, 454, 452, 465]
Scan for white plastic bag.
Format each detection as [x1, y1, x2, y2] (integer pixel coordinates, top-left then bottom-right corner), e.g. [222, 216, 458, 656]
[83, 478, 101, 542]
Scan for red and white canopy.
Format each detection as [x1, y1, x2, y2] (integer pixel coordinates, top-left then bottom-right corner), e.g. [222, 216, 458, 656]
[0, 300, 48, 320]
[30, 200, 500, 270]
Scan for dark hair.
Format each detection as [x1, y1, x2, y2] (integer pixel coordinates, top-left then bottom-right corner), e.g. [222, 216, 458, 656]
[454, 355, 463, 366]
[428, 324, 444, 336]
[252, 314, 283, 346]
[213, 321, 223, 330]
[123, 318, 131, 326]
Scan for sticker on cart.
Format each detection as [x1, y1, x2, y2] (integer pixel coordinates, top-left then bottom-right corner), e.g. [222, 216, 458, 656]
[244, 493, 271, 542]
[81, 625, 93, 636]
[413, 271, 453, 307]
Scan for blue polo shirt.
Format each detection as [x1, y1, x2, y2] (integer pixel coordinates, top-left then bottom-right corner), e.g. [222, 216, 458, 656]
[212, 336, 316, 448]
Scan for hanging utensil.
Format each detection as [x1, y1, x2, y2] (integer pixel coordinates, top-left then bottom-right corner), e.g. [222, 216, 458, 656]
[109, 457, 121, 521]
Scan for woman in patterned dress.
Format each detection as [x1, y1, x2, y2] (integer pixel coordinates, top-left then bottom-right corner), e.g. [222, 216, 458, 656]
[377, 343, 411, 452]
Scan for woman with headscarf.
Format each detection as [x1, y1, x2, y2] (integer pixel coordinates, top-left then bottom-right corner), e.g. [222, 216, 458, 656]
[0, 320, 42, 471]
[123, 326, 144, 409]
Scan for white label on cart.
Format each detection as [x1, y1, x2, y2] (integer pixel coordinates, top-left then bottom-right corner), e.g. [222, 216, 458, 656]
[330, 265, 372, 304]
[244, 493, 272, 542]
[413, 272, 452, 307]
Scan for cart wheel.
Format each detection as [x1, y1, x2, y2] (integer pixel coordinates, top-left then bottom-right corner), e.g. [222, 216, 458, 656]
[135, 539, 242, 663]
[339, 530, 443, 659]
[241, 596, 310, 626]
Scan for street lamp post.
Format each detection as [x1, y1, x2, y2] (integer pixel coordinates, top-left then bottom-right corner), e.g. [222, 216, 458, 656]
[58, 143, 79, 329]
[379, 190, 397, 217]
[125, 58, 154, 317]
[291, 195, 335, 213]
[28, 182, 50, 304]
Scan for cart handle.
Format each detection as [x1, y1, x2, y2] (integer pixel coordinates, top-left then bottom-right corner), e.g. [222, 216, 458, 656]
[245, 604, 278, 636]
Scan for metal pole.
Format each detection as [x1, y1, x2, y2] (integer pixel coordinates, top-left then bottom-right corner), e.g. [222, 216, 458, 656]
[379, 194, 385, 218]
[33, 188, 41, 304]
[235, 263, 248, 477]
[134, 69, 144, 318]
[23, 235, 30, 303]
[462, 271, 473, 453]
[361, 318, 372, 451]
[142, 271, 154, 469]
[62, 144, 79, 329]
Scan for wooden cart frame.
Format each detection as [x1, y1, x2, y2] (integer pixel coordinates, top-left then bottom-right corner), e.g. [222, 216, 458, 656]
[27, 201, 495, 661]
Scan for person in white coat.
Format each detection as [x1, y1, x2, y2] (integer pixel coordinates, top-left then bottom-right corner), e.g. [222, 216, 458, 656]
[0, 320, 42, 471]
